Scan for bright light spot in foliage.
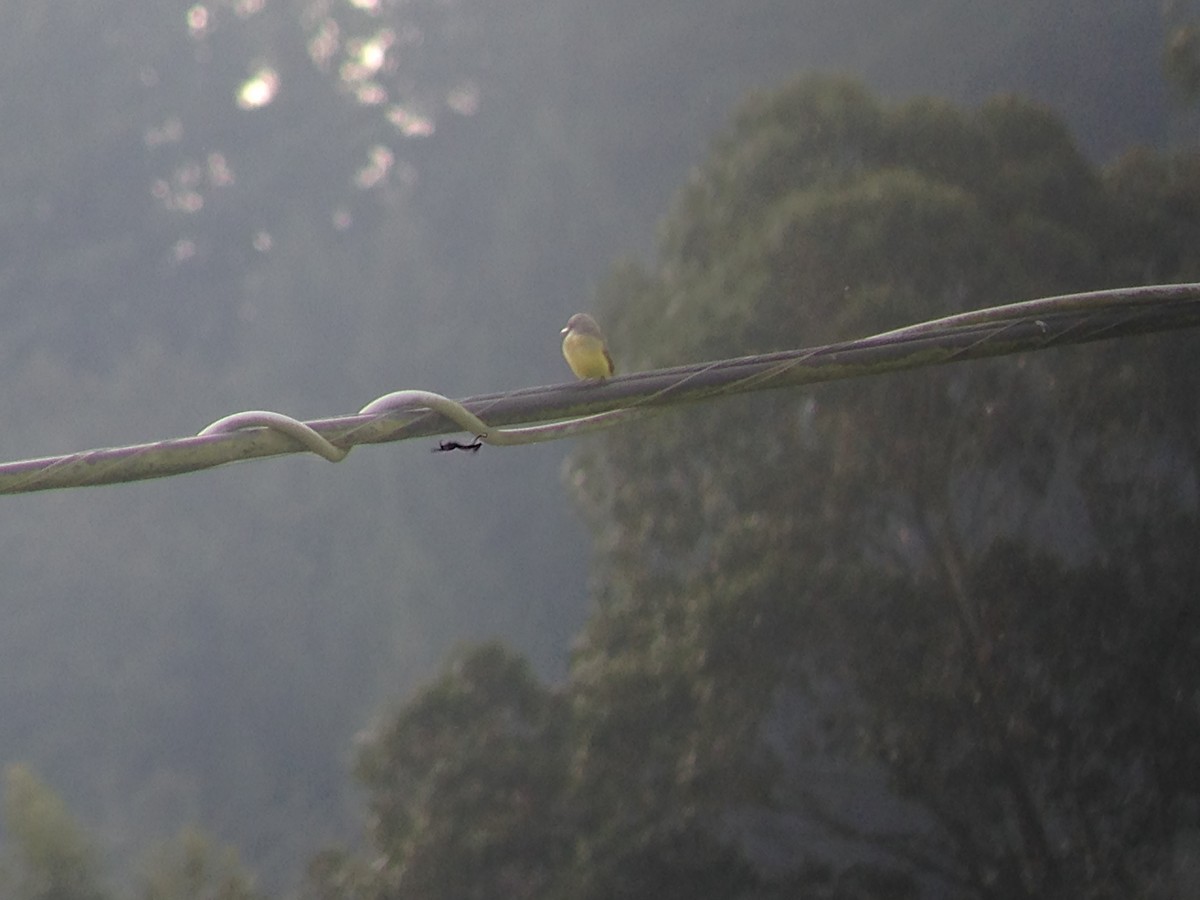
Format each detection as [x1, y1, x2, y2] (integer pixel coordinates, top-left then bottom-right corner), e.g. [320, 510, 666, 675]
[186, 4, 209, 38]
[234, 0, 266, 17]
[354, 82, 388, 105]
[387, 105, 434, 137]
[358, 30, 393, 74]
[237, 67, 280, 109]
[308, 19, 340, 68]
[354, 145, 394, 189]
[207, 152, 234, 187]
[340, 30, 395, 96]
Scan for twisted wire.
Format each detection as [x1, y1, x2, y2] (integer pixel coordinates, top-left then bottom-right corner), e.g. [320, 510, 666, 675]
[1, 282, 1198, 495]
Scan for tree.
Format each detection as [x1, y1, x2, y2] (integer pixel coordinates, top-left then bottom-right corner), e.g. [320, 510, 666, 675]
[1, 764, 109, 900]
[315, 75, 1200, 898]
[337, 643, 574, 900]
[1166, 0, 1200, 102]
[565, 75, 1200, 897]
[139, 828, 261, 900]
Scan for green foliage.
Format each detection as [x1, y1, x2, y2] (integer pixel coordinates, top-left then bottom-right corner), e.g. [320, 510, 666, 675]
[1, 764, 109, 900]
[0, 0, 1180, 894]
[566, 74, 1200, 896]
[139, 828, 261, 900]
[0, 772, 261, 900]
[1165, 0, 1200, 103]
[320, 640, 768, 899]
[349, 643, 573, 899]
[328, 75, 1200, 898]
[1168, 24, 1200, 100]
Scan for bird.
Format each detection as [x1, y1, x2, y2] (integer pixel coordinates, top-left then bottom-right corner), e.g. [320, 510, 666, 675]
[561, 313, 615, 380]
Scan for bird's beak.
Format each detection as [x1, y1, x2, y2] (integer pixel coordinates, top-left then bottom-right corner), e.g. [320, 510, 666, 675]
[560, 326, 570, 335]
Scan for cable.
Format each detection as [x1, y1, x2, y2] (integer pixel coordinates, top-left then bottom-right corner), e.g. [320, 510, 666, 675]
[0, 282, 1198, 495]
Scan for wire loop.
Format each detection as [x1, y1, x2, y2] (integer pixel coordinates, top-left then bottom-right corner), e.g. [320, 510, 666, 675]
[200, 411, 350, 461]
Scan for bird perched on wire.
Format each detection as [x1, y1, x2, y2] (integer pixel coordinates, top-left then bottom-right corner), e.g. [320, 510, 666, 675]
[561, 313, 615, 380]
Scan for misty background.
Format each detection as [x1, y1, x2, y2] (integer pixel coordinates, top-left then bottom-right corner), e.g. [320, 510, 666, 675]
[0, 0, 1190, 893]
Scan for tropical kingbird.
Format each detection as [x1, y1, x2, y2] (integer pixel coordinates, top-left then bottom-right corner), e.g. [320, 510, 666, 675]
[561, 313, 615, 380]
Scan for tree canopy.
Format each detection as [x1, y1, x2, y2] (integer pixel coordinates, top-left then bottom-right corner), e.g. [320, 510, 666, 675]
[326, 75, 1200, 899]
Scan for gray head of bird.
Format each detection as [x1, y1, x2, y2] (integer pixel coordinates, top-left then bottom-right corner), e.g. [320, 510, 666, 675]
[562, 313, 603, 337]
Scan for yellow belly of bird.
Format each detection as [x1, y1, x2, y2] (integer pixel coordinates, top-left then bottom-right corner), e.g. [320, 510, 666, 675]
[562, 332, 614, 379]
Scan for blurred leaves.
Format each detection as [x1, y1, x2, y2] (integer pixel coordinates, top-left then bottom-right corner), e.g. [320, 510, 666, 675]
[330, 75, 1200, 897]
[0, 1, 1191, 896]
[565, 73, 1200, 896]
[139, 828, 261, 900]
[1, 764, 109, 900]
